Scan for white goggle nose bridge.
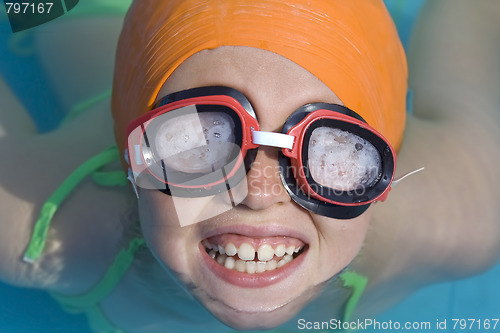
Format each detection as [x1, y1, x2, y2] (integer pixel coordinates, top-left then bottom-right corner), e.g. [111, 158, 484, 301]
[250, 129, 295, 150]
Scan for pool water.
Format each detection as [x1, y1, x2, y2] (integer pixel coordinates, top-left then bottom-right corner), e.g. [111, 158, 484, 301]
[2, 256, 499, 332]
[1, 1, 499, 332]
[377, 263, 500, 333]
[0, 283, 91, 333]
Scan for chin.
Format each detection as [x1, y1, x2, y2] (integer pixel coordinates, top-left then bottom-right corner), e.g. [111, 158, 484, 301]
[212, 305, 301, 331]
[197, 280, 322, 331]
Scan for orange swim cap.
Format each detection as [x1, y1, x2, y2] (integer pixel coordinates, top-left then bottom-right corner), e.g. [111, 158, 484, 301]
[112, 0, 407, 159]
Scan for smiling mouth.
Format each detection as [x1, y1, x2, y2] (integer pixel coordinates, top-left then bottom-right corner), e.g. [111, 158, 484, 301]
[202, 236, 307, 274]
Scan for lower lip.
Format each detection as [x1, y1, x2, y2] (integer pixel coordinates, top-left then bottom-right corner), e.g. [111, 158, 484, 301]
[199, 243, 308, 288]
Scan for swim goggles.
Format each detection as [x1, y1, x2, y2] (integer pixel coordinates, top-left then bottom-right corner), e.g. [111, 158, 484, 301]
[125, 86, 396, 219]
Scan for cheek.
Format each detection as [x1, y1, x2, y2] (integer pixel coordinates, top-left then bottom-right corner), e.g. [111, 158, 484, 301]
[137, 191, 195, 276]
[312, 209, 372, 279]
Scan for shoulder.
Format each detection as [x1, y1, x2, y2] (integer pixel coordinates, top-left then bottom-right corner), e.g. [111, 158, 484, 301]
[407, 0, 500, 279]
[406, 0, 500, 278]
[0, 10, 136, 292]
[363, 0, 500, 286]
[0, 89, 137, 292]
[370, 116, 500, 279]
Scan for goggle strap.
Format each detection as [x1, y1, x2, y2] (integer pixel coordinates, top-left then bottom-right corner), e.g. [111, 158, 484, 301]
[127, 167, 140, 199]
[251, 129, 295, 149]
[124, 148, 130, 165]
[133, 145, 143, 165]
[392, 167, 425, 186]
[376, 167, 424, 202]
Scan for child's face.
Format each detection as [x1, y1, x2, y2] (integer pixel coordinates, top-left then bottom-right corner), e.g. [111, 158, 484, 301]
[137, 46, 372, 330]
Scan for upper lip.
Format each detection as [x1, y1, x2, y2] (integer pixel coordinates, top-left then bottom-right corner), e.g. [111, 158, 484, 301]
[200, 224, 310, 244]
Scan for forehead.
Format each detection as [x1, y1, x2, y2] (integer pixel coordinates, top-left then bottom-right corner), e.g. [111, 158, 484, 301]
[156, 46, 343, 131]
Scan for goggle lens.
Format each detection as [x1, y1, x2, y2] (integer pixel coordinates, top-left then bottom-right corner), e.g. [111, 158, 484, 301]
[308, 127, 382, 192]
[127, 99, 254, 196]
[151, 109, 237, 174]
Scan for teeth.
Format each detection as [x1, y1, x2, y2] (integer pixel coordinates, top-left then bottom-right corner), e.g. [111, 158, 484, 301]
[245, 261, 256, 274]
[224, 256, 235, 269]
[257, 244, 275, 261]
[224, 243, 237, 257]
[237, 243, 255, 260]
[275, 244, 286, 257]
[266, 260, 277, 271]
[277, 259, 287, 268]
[235, 260, 246, 272]
[205, 240, 305, 274]
[256, 261, 267, 273]
[217, 254, 226, 265]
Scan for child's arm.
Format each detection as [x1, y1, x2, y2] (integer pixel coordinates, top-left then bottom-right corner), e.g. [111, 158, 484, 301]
[356, 1, 500, 316]
[0, 11, 135, 292]
[404, 0, 500, 275]
[365, 0, 500, 287]
[0, 74, 134, 293]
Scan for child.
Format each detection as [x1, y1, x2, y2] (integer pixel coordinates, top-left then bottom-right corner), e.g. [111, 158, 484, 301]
[1, 0, 499, 332]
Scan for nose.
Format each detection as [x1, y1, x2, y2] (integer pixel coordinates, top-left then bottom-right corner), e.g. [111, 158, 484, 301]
[239, 146, 291, 210]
